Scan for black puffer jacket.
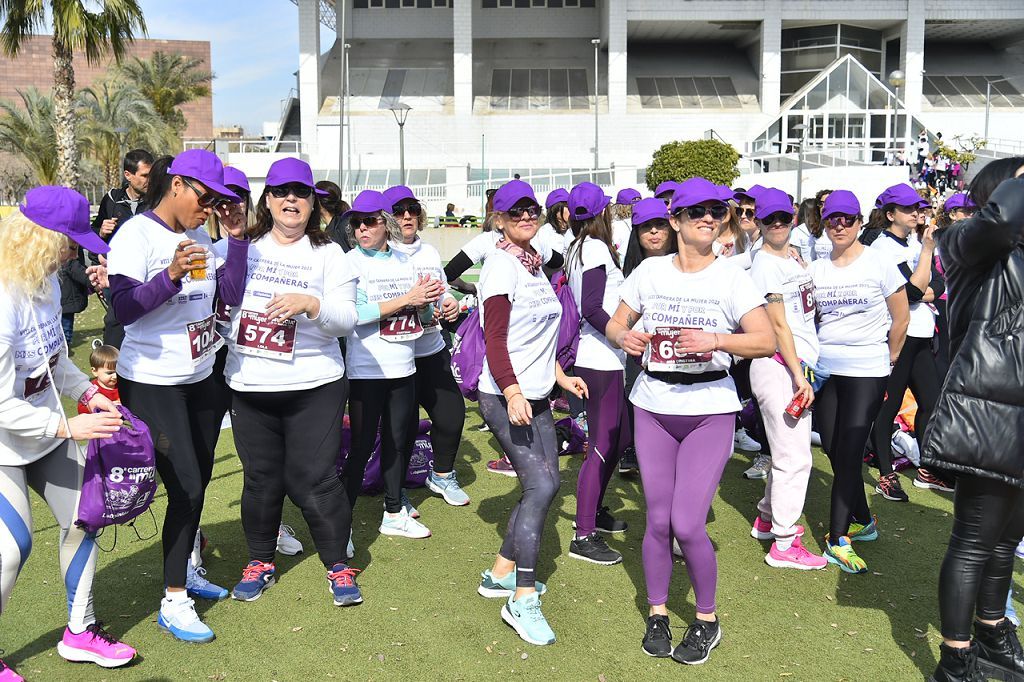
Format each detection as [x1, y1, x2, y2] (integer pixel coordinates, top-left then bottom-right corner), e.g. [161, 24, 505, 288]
[922, 177, 1024, 485]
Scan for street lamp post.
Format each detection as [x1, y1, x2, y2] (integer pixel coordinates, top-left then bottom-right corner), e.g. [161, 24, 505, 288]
[344, 43, 352, 193]
[388, 104, 411, 186]
[592, 38, 600, 173]
[888, 70, 905, 165]
[338, 2, 347, 192]
[792, 123, 807, 202]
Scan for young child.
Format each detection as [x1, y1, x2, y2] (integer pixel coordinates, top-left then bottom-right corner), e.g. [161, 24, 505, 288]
[77, 344, 121, 414]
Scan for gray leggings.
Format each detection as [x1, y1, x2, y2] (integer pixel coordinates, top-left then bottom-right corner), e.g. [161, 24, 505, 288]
[479, 392, 560, 589]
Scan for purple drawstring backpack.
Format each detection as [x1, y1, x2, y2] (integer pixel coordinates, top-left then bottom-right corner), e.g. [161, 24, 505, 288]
[337, 417, 433, 494]
[450, 306, 485, 400]
[551, 271, 581, 371]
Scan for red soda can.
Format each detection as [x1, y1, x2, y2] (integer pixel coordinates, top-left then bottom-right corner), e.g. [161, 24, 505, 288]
[785, 395, 806, 418]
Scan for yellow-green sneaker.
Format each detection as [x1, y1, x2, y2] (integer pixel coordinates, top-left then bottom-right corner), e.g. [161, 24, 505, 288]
[824, 535, 868, 574]
[848, 516, 879, 542]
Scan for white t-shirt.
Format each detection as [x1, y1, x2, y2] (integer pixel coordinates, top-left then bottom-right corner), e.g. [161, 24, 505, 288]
[391, 238, 453, 358]
[749, 251, 819, 364]
[620, 255, 765, 416]
[611, 219, 632, 256]
[108, 213, 221, 385]
[566, 238, 626, 371]
[790, 224, 813, 263]
[345, 247, 419, 380]
[870, 231, 935, 338]
[478, 250, 561, 400]
[461, 230, 553, 267]
[537, 223, 566, 255]
[810, 234, 833, 261]
[808, 248, 906, 377]
[222, 235, 357, 392]
[724, 235, 762, 270]
[0, 277, 91, 465]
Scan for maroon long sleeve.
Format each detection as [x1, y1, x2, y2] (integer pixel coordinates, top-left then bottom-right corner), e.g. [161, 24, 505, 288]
[483, 295, 517, 392]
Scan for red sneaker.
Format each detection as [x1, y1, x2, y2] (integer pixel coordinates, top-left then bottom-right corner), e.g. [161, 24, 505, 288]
[486, 456, 517, 477]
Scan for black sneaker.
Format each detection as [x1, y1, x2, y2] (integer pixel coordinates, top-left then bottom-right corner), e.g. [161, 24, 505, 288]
[875, 472, 909, 502]
[568, 532, 622, 565]
[595, 506, 628, 533]
[642, 615, 672, 657]
[671, 618, 721, 665]
[618, 447, 639, 476]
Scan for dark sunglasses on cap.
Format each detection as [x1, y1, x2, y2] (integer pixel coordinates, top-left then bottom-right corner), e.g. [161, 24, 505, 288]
[181, 176, 232, 209]
[826, 215, 860, 229]
[673, 204, 730, 221]
[393, 202, 422, 217]
[738, 208, 756, 219]
[350, 214, 384, 229]
[760, 212, 793, 226]
[508, 205, 541, 220]
[268, 183, 314, 199]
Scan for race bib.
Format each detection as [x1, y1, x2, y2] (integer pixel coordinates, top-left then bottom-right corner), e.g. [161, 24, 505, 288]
[186, 314, 224, 366]
[645, 326, 711, 374]
[379, 308, 423, 343]
[236, 310, 297, 360]
[23, 353, 60, 402]
[798, 280, 815, 321]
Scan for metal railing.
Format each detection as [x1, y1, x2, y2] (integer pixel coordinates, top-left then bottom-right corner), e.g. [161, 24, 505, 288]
[182, 139, 305, 155]
[739, 145, 884, 174]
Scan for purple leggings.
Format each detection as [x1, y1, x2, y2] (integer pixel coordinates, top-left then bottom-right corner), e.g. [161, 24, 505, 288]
[574, 367, 631, 537]
[634, 408, 735, 613]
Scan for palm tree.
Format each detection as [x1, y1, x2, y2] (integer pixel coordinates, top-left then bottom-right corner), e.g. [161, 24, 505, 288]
[119, 51, 213, 135]
[0, 1, 146, 188]
[0, 88, 59, 185]
[77, 79, 175, 187]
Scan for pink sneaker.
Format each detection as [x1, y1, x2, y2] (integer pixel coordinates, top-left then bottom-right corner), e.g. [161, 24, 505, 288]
[0, 659, 23, 681]
[57, 623, 136, 668]
[750, 516, 805, 541]
[764, 537, 828, 570]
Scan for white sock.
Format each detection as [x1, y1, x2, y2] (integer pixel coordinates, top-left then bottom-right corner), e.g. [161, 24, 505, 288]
[67, 620, 90, 635]
[164, 589, 189, 604]
[775, 537, 795, 552]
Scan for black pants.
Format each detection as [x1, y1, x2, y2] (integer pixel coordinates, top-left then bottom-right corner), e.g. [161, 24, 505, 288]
[120, 375, 221, 588]
[345, 376, 418, 514]
[935, 299, 951, 377]
[211, 345, 232, 429]
[939, 474, 1024, 640]
[415, 349, 465, 475]
[870, 336, 941, 475]
[231, 379, 351, 567]
[815, 374, 888, 539]
[101, 292, 125, 349]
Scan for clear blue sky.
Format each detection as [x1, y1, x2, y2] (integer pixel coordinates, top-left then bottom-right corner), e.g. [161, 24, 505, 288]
[136, 0, 332, 134]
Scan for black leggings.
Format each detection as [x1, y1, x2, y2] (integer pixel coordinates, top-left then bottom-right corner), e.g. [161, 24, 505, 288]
[935, 299, 951, 377]
[231, 379, 351, 568]
[815, 374, 888, 539]
[479, 392, 560, 589]
[415, 349, 465, 474]
[939, 474, 1024, 640]
[870, 336, 941, 475]
[120, 375, 221, 588]
[345, 376, 418, 514]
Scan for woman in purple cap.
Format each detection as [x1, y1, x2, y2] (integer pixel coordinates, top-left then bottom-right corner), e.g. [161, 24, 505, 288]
[216, 157, 362, 608]
[537, 188, 569, 259]
[384, 185, 468, 508]
[611, 188, 641, 255]
[0, 187, 138, 677]
[932, 193, 977, 374]
[605, 177, 774, 664]
[808, 190, 908, 575]
[107, 149, 247, 643]
[341, 190, 443, 540]
[564, 182, 629, 567]
[475, 179, 587, 647]
[867, 183, 944, 503]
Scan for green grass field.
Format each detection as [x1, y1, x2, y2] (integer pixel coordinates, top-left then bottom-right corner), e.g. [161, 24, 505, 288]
[6, 297, 1009, 681]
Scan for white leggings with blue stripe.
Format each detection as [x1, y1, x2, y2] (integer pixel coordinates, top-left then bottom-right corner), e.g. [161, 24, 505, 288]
[0, 441, 96, 631]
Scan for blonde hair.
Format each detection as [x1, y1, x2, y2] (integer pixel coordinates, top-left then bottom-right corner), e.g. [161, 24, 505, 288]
[344, 210, 403, 249]
[611, 204, 633, 222]
[0, 211, 68, 297]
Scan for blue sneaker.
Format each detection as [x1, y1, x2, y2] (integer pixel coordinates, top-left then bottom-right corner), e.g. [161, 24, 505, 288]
[231, 561, 276, 602]
[158, 596, 215, 643]
[427, 470, 470, 506]
[848, 516, 879, 542]
[186, 564, 228, 600]
[501, 592, 555, 646]
[327, 562, 363, 606]
[477, 569, 547, 599]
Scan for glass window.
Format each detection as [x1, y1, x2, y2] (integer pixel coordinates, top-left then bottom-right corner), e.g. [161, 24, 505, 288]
[530, 69, 549, 109]
[847, 63, 869, 109]
[870, 114, 887, 139]
[428, 169, 447, 185]
[825, 60, 848, 106]
[847, 114, 865, 139]
[782, 46, 839, 73]
[568, 69, 589, 109]
[637, 77, 658, 108]
[550, 69, 569, 109]
[806, 78, 827, 109]
[490, 69, 510, 109]
[839, 25, 882, 51]
[827, 113, 845, 139]
[367, 170, 388, 185]
[676, 77, 699, 108]
[694, 77, 719, 109]
[781, 25, 838, 50]
[407, 169, 428, 185]
[509, 69, 529, 110]
[713, 77, 740, 108]
[655, 77, 681, 109]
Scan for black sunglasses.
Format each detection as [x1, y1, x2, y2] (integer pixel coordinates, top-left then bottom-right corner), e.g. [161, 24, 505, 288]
[760, 211, 793, 226]
[673, 204, 730, 221]
[392, 202, 422, 217]
[508, 205, 541, 220]
[826, 215, 860, 229]
[268, 184, 314, 199]
[350, 214, 384, 229]
[738, 208, 756, 219]
[181, 177, 231, 209]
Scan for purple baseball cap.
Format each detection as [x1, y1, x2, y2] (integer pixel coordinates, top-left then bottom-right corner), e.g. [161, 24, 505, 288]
[734, 184, 767, 203]
[615, 188, 642, 205]
[223, 166, 250, 193]
[875, 183, 928, 209]
[166, 149, 240, 202]
[265, 157, 328, 196]
[670, 177, 728, 212]
[20, 186, 109, 255]
[654, 181, 680, 198]
[340, 189, 389, 222]
[383, 185, 417, 208]
[545, 188, 569, 208]
[821, 190, 861, 219]
[569, 182, 611, 221]
[943, 192, 976, 212]
[754, 188, 796, 221]
[631, 197, 670, 226]
[493, 180, 539, 212]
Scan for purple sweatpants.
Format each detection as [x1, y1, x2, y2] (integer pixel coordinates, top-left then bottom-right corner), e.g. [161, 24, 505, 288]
[634, 407, 735, 613]
[574, 367, 631, 537]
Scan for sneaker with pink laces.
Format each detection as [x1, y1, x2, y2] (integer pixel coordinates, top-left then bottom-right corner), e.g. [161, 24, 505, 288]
[764, 537, 828, 570]
[486, 456, 517, 477]
[750, 516, 805, 541]
[0, 658, 23, 681]
[57, 622, 136, 668]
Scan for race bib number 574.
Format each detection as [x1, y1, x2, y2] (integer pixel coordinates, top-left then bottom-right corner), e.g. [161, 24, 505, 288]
[237, 310, 297, 360]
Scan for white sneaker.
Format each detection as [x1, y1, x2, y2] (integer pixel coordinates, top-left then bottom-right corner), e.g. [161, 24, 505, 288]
[347, 530, 355, 560]
[379, 508, 431, 539]
[810, 431, 822, 447]
[158, 596, 215, 643]
[673, 538, 685, 560]
[734, 428, 762, 453]
[276, 524, 303, 556]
